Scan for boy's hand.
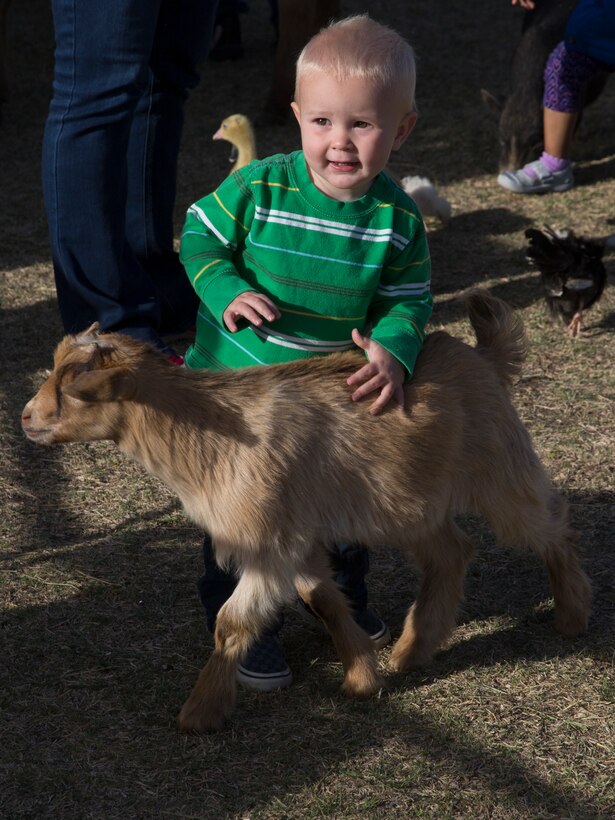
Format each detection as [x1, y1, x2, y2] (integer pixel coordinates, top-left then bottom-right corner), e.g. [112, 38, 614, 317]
[347, 329, 405, 416]
[223, 291, 281, 332]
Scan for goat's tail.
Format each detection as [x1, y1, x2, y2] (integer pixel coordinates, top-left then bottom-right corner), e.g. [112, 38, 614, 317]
[465, 289, 527, 386]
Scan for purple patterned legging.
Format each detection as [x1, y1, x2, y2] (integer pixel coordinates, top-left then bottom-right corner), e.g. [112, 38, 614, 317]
[543, 41, 611, 113]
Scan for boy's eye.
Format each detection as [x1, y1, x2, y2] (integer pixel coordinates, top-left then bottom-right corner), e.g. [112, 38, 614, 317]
[354, 121, 370, 129]
[314, 118, 329, 126]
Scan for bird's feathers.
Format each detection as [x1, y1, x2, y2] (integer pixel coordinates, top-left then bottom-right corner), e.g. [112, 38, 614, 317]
[524, 226, 607, 333]
[400, 176, 452, 225]
[213, 114, 257, 174]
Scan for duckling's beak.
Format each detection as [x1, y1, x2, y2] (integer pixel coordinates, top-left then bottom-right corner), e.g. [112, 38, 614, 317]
[213, 127, 224, 140]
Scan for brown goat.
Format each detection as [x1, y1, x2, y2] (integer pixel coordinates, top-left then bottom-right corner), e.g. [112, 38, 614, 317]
[21, 291, 592, 733]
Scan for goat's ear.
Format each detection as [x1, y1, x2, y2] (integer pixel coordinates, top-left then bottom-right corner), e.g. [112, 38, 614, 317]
[62, 367, 137, 403]
[75, 323, 117, 349]
[480, 88, 505, 115]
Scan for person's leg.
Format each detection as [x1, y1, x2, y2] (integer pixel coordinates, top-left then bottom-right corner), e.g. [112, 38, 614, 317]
[209, 0, 244, 62]
[42, 0, 168, 344]
[196, 532, 240, 632]
[540, 40, 587, 163]
[197, 533, 291, 690]
[125, 0, 219, 336]
[299, 544, 391, 649]
[543, 108, 578, 160]
[498, 42, 608, 194]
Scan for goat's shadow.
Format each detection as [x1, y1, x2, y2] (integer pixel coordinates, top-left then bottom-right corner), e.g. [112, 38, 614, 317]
[3, 483, 612, 818]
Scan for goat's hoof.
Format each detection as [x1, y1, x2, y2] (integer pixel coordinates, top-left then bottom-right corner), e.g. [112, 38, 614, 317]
[341, 666, 385, 698]
[387, 645, 432, 673]
[555, 610, 589, 639]
[177, 697, 229, 733]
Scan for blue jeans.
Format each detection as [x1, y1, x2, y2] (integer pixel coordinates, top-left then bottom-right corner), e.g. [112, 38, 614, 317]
[197, 534, 370, 634]
[42, 0, 219, 346]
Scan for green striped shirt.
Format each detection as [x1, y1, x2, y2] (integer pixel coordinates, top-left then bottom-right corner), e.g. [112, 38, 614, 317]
[180, 150, 432, 375]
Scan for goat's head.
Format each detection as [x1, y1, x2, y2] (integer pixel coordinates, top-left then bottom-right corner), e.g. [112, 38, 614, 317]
[21, 324, 156, 445]
[480, 88, 543, 171]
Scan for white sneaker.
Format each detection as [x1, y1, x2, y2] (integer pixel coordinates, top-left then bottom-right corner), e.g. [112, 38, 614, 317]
[498, 159, 574, 194]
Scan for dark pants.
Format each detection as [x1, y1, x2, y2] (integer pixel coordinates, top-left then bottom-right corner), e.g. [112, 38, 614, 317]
[197, 534, 370, 633]
[42, 0, 219, 345]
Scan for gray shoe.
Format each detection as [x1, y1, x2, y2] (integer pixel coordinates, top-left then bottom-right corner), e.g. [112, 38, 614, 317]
[236, 632, 293, 691]
[498, 159, 574, 194]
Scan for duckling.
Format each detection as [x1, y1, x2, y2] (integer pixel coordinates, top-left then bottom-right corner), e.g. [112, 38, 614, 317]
[400, 175, 452, 228]
[213, 113, 257, 174]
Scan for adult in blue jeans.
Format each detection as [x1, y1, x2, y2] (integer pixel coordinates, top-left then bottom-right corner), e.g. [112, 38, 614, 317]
[42, 0, 219, 358]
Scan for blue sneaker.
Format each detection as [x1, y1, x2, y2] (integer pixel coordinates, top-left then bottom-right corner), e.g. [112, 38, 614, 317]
[236, 632, 293, 691]
[297, 598, 391, 649]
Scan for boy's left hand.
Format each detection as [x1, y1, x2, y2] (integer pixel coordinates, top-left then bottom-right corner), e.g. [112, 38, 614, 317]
[347, 330, 405, 416]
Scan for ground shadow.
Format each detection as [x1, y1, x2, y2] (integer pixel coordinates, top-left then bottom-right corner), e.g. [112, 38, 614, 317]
[3, 481, 612, 817]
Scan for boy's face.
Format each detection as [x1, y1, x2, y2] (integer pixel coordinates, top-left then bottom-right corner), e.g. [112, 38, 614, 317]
[291, 72, 416, 201]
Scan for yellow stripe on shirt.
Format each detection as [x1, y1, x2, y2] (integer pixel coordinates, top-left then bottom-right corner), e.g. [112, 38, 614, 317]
[251, 180, 300, 191]
[214, 191, 249, 231]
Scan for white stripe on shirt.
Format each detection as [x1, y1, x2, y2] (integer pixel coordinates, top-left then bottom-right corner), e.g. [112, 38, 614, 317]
[189, 205, 234, 249]
[376, 281, 431, 297]
[251, 324, 355, 353]
[254, 206, 408, 251]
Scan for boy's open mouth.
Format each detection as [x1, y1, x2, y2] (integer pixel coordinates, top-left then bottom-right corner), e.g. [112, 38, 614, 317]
[329, 161, 359, 171]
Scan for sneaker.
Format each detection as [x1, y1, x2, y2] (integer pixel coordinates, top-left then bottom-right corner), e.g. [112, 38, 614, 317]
[497, 159, 574, 194]
[236, 632, 293, 691]
[296, 598, 391, 650]
[159, 344, 184, 366]
[166, 352, 185, 367]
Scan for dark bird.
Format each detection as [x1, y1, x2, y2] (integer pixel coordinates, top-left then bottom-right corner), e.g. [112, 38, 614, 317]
[525, 226, 607, 337]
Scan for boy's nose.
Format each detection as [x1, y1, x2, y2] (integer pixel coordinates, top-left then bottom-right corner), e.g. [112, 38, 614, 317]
[331, 129, 352, 149]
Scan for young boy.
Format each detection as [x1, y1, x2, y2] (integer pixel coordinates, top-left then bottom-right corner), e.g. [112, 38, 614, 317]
[180, 14, 432, 690]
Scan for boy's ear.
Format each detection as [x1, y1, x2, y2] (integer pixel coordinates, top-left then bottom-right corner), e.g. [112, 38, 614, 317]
[290, 101, 301, 125]
[393, 111, 418, 151]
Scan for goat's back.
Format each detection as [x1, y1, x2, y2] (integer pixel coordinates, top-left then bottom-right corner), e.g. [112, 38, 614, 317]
[204, 323, 528, 550]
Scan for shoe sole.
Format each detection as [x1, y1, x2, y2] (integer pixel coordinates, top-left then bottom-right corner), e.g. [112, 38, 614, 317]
[497, 176, 574, 194]
[236, 665, 293, 691]
[370, 624, 392, 650]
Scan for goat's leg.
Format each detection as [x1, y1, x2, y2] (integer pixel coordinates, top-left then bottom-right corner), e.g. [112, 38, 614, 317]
[178, 564, 293, 733]
[295, 549, 385, 697]
[389, 519, 474, 672]
[484, 484, 591, 637]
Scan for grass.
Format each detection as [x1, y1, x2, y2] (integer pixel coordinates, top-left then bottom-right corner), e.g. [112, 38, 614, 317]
[1, 0, 614, 817]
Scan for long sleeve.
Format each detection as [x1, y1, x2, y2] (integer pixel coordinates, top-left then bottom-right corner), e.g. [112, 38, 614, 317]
[368, 220, 432, 378]
[180, 165, 257, 324]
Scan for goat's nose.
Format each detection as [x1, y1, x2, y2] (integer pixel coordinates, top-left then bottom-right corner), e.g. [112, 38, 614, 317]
[21, 410, 31, 426]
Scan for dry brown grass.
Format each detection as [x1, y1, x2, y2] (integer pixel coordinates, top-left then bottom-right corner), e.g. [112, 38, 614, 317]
[1, 0, 614, 817]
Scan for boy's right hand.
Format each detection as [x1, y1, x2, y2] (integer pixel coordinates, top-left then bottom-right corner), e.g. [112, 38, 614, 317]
[223, 291, 281, 332]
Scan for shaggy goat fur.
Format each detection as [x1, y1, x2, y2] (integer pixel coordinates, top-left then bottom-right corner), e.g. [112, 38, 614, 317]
[22, 291, 592, 733]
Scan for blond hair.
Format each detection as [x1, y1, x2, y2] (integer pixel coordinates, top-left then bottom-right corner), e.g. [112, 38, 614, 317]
[295, 15, 417, 112]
